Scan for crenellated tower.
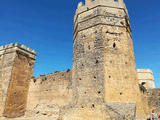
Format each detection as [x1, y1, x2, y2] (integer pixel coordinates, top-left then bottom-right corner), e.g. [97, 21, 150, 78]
[71, 0, 149, 119]
[0, 43, 36, 118]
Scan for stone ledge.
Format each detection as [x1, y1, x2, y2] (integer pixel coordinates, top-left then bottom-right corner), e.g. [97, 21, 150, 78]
[137, 69, 153, 74]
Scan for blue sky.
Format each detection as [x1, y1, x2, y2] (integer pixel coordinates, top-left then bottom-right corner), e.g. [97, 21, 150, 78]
[0, 0, 160, 88]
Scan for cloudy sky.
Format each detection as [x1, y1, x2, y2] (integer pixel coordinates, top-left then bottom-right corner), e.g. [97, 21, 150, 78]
[0, 0, 160, 87]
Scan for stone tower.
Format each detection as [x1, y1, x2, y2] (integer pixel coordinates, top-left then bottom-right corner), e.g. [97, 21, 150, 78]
[71, 0, 149, 118]
[137, 69, 155, 89]
[0, 43, 36, 118]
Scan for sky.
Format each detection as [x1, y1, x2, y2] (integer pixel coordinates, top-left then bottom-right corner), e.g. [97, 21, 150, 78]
[0, 0, 160, 88]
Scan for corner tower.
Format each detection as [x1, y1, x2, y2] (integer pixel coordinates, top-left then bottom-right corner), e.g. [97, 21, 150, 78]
[72, 0, 149, 117]
[137, 69, 155, 89]
[0, 43, 36, 118]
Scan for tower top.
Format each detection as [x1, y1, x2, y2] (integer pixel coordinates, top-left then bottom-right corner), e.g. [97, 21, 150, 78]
[0, 43, 36, 59]
[76, 0, 128, 15]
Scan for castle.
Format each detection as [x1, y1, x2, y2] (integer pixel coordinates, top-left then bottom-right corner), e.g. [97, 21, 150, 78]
[0, 0, 160, 120]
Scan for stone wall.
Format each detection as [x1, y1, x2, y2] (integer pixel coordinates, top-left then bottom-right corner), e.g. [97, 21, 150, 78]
[0, 43, 36, 118]
[25, 70, 73, 117]
[0, 46, 16, 117]
[137, 69, 155, 89]
[65, 0, 149, 119]
[73, 0, 150, 118]
[147, 89, 160, 113]
[0, 0, 157, 120]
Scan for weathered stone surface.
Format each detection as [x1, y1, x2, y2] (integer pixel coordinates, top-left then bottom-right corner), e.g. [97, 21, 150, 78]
[0, 43, 36, 118]
[147, 89, 160, 113]
[137, 69, 155, 89]
[72, 0, 149, 119]
[106, 102, 136, 119]
[26, 70, 73, 116]
[0, 0, 159, 120]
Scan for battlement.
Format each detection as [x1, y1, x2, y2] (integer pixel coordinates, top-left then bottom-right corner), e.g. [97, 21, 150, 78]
[0, 43, 36, 60]
[75, 0, 127, 18]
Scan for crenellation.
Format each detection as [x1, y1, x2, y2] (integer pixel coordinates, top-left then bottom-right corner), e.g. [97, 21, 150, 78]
[21, 44, 27, 49]
[0, 43, 36, 60]
[75, 0, 127, 17]
[73, 3, 131, 44]
[77, 2, 84, 8]
[0, 43, 36, 118]
[0, 1, 159, 120]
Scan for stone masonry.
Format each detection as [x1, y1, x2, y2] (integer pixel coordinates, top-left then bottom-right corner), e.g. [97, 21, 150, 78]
[147, 89, 160, 113]
[137, 69, 155, 89]
[25, 70, 73, 117]
[0, 43, 36, 118]
[71, 0, 149, 119]
[0, 0, 159, 120]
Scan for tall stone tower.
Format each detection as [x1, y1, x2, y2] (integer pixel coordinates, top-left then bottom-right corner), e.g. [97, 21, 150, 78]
[71, 0, 149, 119]
[0, 43, 36, 118]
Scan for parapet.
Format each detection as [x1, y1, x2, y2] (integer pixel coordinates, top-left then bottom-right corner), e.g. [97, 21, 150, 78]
[75, 0, 128, 20]
[0, 43, 37, 60]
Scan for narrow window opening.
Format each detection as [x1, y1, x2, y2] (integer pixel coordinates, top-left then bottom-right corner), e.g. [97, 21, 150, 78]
[113, 42, 116, 48]
[98, 91, 101, 94]
[96, 60, 99, 64]
[33, 79, 37, 83]
[109, 76, 111, 78]
[92, 104, 95, 108]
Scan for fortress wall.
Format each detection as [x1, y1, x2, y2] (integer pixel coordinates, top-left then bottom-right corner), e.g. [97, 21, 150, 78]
[0, 50, 16, 117]
[0, 43, 36, 118]
[137, 69, 155, 89]
[26, 70, 73, 117]
[147, 89, 160, 113]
